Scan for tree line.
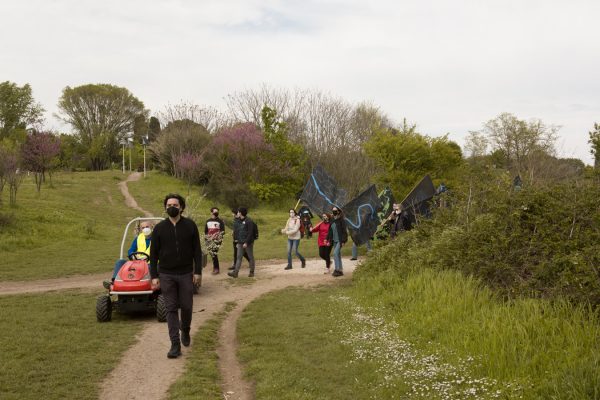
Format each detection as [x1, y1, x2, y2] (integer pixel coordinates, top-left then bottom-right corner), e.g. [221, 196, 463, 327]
[1, 81, 599, 208]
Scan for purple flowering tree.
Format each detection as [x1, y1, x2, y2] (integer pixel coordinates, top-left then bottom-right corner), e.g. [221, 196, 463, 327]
[174, 152, 205, 195]
[21, 131, 61, 193]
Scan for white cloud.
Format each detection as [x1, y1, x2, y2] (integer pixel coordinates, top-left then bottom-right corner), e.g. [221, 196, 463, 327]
[1, 0, 598, 163]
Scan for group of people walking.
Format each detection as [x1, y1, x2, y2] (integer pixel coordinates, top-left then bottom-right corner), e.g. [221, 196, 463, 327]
[281, 205, 348, 277]
[109, 193, 412, 360]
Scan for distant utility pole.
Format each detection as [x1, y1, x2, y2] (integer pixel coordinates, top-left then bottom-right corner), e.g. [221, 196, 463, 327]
[119, 138, 127, 174]
[128, 137, 133, 172]
[142, 135, 149, 178]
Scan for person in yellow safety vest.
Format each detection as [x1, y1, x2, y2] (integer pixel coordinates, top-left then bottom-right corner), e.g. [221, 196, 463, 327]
[104, 221, 154, 288]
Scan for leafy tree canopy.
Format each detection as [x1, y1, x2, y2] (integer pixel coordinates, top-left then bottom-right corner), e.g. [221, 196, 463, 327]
[57, 83, 147, 145]
[0, 81, 44, 139]
[364, 126, 463, 197]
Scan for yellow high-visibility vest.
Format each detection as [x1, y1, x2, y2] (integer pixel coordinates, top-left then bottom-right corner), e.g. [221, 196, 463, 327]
[136, 233, 151, 255]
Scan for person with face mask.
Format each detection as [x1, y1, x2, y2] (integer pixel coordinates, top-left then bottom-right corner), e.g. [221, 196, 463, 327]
[150, 193, 203, 359]
[281, 209, 306, 270]
[327, 206, 348, 277]
[205, 207, 225, 274]
[311, 213, 333, 274]
[387, 203, 412, 238]
[104, 220, 154, 289]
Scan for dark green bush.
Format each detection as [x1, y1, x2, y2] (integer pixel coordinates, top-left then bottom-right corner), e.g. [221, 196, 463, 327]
[357, 178, 600, 307]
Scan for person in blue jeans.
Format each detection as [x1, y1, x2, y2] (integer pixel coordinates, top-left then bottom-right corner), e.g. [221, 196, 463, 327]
[104, 221, 154, 288]
[281, 209, 306, 270]
[327, 206, 348, 277]
[351, 239, 372, 260]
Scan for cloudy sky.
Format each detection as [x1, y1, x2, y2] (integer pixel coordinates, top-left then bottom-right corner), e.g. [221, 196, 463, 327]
[2, 0, 599, 164]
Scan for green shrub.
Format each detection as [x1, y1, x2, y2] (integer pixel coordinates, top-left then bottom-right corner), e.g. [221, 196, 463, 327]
[357, 178, 600, 307]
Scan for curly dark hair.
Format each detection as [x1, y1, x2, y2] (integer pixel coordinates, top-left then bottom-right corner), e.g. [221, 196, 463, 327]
[163, 193, 186, 210]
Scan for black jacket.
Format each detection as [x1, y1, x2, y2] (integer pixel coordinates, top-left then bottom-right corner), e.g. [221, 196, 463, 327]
[149, 216, 203, 278]
[235, 217, 257, 245]
[327, 216, 348, 244]
[388, 211, 412, 238]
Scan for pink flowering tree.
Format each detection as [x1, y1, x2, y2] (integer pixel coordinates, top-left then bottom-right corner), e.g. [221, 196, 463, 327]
[174, 152, 205, 195]
[21, 131, 61, 192]
[205, 122, 276, 207]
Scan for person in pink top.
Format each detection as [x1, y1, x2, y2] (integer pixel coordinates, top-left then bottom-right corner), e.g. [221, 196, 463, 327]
[311, 213, 333, 274]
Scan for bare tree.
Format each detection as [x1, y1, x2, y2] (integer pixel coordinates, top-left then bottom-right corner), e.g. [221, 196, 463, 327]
[464, 131, 488, 159]
[223, 85, 386, 195]
[157, 101, 228, 134]
[484, 113, 558, 177]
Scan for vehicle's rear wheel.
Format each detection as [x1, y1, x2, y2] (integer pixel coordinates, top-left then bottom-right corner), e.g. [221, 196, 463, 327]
[156, 294, 167, 322]
[96, 295, 112, 322]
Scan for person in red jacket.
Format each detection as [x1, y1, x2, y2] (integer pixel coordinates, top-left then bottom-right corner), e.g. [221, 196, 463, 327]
[311, 213, 333, 274]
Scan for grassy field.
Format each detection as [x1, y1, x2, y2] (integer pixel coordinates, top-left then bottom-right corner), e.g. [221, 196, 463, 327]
[230, 271, 600, 399]
[0, 170, 357, 281]
[0, 171, 139, 280]
[0, 289, 143, 400]
[350, 268, 600, 399]
[8, 170, 594, 399]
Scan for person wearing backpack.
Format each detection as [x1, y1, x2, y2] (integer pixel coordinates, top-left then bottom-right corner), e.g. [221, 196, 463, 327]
[228, 207, 257, 278]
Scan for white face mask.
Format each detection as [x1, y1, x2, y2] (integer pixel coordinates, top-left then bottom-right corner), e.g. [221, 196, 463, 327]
[142, 227, 152, 236]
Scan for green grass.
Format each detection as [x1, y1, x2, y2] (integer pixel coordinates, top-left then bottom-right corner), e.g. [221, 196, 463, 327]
[236, 285, 393, 400]
[0, 171, 139, 280]
[351, 268, 600, 399]
[0, 289, 144, 400]
[167, 302, 236, 400]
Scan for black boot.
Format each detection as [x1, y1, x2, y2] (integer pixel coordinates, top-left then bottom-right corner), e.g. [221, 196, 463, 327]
[181, 329, 191, 347]
[167, 341, 182, 358]
[228, 270, 238, 278]
[284, 264, 292, 270]
[301, 259, 306, 268]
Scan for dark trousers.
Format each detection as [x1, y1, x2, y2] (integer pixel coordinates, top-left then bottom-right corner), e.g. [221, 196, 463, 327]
[319, 245, 332, 267]
[232, 241, 250, 266]
[211, 254, 220, 270]
[160, 272, 194, 344]
[234, 243, 255, 274]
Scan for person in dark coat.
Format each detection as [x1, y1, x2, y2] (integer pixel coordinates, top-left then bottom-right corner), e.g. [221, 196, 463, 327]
[387, 203, 412, 238]
[326, 206, 348, 277]
[228, 208, 250, 271]
[150, 193, 203, 359]
[228, 207, 257, 278]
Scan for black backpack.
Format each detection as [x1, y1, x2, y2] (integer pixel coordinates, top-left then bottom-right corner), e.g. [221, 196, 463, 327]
[254, 222, 259, 240]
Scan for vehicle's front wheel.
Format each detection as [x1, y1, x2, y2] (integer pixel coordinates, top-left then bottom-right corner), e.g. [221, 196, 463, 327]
[96, 295, 112, 322]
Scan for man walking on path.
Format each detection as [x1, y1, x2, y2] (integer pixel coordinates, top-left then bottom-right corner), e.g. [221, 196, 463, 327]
[205, 207, 225, 274]
[228, 207, 257, 278]
[150, 193, 203, 359]
[229, 208, 250, 271]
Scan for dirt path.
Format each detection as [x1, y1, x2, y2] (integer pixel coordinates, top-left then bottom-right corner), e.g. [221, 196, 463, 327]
[1, 173, 359, 399]
[117, 172, 153, 217]
[99, 260, 356, 400]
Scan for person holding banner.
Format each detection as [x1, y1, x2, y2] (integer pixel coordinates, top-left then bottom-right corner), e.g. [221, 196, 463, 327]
[311, 213, 332, 274]
[327, 206, 348, 277]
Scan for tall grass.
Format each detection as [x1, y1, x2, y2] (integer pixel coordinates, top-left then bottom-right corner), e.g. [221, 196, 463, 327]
[352, 267, 600, 399]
